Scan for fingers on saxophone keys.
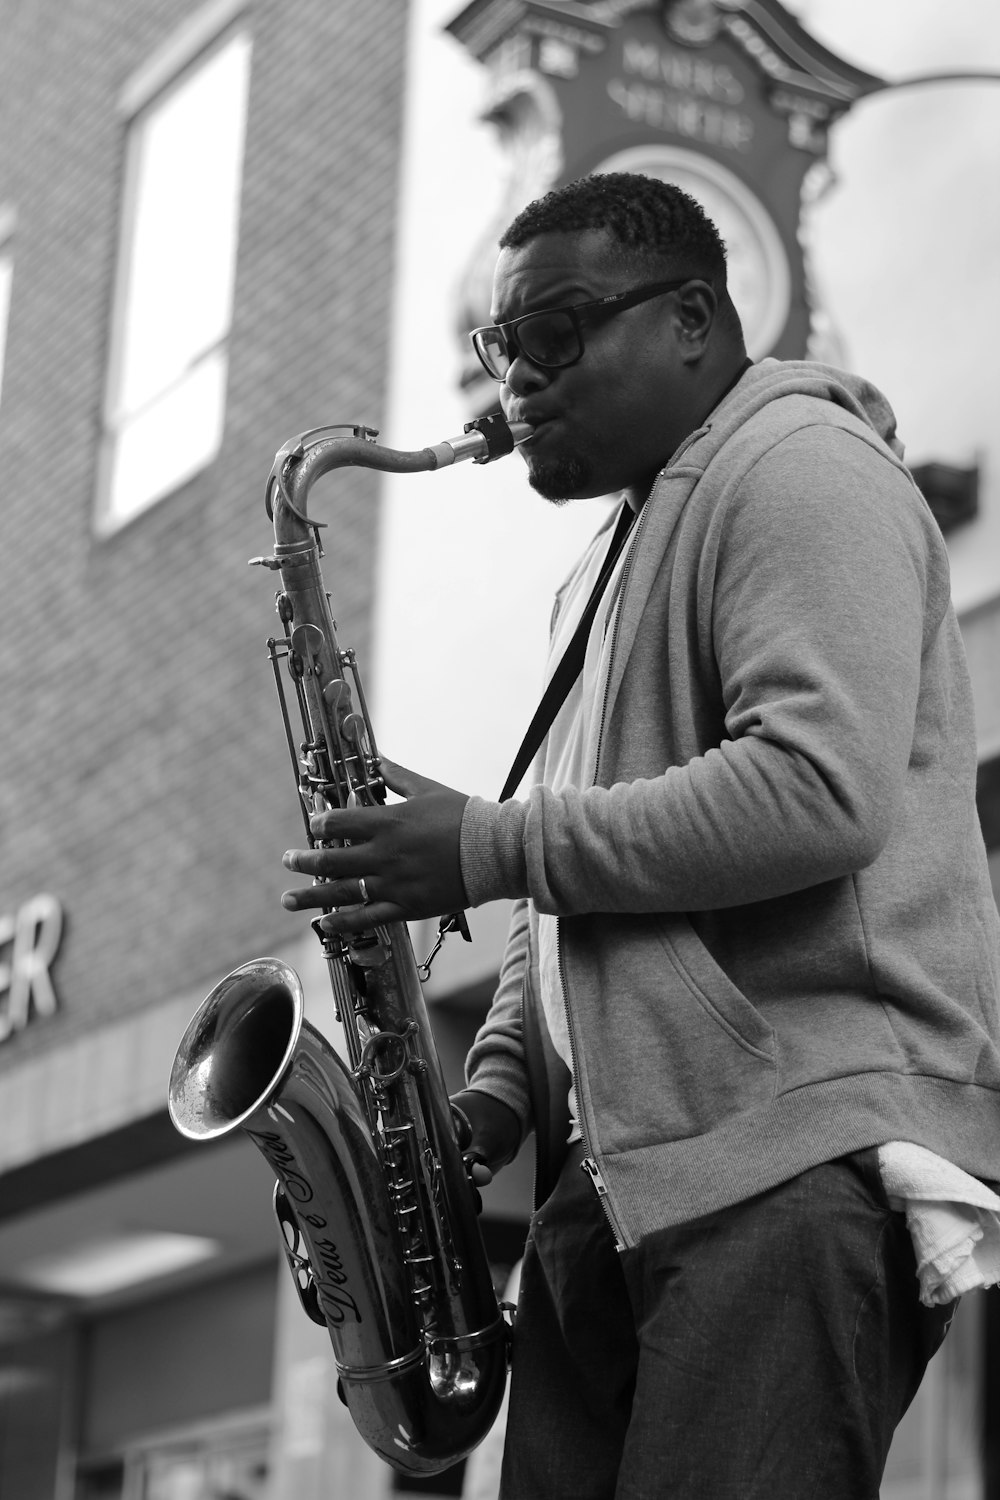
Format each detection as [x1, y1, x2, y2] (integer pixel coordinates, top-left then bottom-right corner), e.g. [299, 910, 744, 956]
[281, 878, 370, 912]
[282, 848, 323, 877]
[309, 807, 374, 842]
[282, 847, 363, 881]
[317, 902, 395, 937]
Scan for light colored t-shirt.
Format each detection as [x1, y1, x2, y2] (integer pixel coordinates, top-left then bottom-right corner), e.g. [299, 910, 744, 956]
[537, 506, 633, 1142]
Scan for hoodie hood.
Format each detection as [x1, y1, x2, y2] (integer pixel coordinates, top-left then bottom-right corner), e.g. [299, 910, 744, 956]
[702, 356, 906, 462]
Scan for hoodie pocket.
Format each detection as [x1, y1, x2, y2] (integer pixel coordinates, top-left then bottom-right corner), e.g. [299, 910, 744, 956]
[636, 917, 778, 1140]
[566, 913, 776, 1148]
[663, 917, 775, 1062]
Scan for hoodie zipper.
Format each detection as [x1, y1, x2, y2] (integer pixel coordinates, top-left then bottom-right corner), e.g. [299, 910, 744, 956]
[554, 498, 652, 1255]
[557, 925, 627, 1252]
[551, 401, 745, 1245]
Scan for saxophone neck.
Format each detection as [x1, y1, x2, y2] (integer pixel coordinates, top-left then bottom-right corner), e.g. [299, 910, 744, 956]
[265, 414, 530, 544]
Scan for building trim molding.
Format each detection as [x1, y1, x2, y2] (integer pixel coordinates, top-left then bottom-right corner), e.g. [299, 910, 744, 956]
[0, 932, 330, 1184]
[118, 0, 248, 117]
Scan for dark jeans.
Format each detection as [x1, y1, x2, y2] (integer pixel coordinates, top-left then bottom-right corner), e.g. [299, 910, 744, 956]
[500, 1143, 955, 1500]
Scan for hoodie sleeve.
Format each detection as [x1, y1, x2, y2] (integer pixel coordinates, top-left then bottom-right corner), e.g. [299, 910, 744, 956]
[460, 423, 952, 914]
[462, 897, 534, 1128]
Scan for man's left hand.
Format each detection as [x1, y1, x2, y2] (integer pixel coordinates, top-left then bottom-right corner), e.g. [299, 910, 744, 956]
[281, 757, 470, 936]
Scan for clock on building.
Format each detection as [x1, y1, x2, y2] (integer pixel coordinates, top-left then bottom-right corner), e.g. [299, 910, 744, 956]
[448, 0, 885, 392]
[592, 144, 792, 360]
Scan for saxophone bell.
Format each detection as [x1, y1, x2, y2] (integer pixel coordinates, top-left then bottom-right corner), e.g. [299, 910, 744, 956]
[168, 955, 510, 1473]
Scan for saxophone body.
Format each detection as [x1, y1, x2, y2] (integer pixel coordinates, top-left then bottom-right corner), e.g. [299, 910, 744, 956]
[168, 415, 528, 1476]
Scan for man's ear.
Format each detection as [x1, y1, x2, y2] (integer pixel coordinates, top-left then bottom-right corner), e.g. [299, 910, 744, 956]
[673, 280, 717, 363]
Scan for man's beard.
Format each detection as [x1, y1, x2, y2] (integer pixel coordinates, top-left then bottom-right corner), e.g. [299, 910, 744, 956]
[524, 453, 590, 504]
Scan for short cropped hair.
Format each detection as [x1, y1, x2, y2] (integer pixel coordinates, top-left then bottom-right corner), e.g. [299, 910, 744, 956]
[500, 172, 728, 286]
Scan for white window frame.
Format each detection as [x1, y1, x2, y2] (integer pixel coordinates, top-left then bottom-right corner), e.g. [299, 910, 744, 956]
[95, 0, 251, 535]
[0, 203, 16, 411]
[120, 1407, 271, 1500]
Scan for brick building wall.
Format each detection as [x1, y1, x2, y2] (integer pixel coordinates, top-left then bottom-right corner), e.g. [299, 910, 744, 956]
[0, 0, 409, 1062]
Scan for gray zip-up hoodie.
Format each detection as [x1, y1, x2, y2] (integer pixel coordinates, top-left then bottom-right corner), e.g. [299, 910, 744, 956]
[459, 358, 1000, 1249]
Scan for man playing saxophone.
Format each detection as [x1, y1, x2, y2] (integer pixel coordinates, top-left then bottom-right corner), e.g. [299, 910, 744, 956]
[281, 173, 1000, 1499]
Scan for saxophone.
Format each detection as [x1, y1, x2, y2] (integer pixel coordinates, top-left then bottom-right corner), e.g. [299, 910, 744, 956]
[168, 414, 529, 1476]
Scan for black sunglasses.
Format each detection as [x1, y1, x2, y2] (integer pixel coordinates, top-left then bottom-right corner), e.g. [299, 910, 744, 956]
[470, 278, 691, 381]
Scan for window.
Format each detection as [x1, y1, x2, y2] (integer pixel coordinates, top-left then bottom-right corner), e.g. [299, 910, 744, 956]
[97, 17, 251, 531]
[76, 1415, 270, 1500]
[0, 204, 15, 409]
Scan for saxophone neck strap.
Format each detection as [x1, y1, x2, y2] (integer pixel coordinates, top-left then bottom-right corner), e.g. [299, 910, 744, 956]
[499, 499, 637, 803]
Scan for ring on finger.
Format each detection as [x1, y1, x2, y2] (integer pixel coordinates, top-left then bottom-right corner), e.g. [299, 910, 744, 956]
[357, 876, 370, 905]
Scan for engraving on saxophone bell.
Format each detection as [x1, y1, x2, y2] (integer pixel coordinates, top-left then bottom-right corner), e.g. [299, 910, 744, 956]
[252, 1128, 364, 1326]
[312, 1237, 363, 1326]
[247, 1127, 314, 1204]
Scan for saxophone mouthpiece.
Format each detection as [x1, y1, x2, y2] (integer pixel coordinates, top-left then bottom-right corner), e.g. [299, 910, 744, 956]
[463, 413, 524, 463]
[429, 413, 531, 469]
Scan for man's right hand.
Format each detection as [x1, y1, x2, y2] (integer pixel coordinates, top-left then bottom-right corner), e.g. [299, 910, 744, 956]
[450, 1088, 522, 1185]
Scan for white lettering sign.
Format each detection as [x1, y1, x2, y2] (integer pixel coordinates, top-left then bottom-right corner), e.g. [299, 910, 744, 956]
[607, 78, 754, 152]
[622, 39, 745, 104]
[0, 893, 63, 1043]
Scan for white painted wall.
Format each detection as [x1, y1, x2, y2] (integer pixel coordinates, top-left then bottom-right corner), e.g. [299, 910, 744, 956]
[799, 0, 1000, 615]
